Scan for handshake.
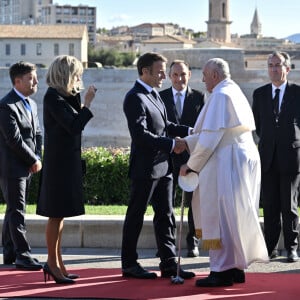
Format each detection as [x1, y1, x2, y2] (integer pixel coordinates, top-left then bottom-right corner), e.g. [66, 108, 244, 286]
[174, 137, 187, 154]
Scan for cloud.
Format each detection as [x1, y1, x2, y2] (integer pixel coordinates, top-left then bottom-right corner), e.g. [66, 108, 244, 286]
[107, 14, 131, 24]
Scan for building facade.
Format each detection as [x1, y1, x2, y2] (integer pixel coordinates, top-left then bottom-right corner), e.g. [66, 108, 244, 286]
[0, 0, 52, 24]
[0, 0, 96, 44]
[41, 4, 96, 44]
[0, 24, 88, 67]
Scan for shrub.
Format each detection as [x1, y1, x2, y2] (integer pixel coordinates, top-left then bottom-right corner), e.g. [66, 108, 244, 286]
[82, 147, 130, 205]
[0, 146, 187, 206]
[0, 147, 130, 205]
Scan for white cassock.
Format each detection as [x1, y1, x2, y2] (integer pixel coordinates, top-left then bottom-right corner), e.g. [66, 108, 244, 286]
[185, 78, 269, 272]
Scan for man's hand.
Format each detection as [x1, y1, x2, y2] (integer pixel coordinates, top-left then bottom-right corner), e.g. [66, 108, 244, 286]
[179, 163, 190, 176]
[29, 160, 42, 173]
[174, 137, 187, 154]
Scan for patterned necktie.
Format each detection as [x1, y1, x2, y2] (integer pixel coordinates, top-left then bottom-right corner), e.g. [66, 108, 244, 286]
[273, 88, 280, 116]
[175, 92, 182, 117]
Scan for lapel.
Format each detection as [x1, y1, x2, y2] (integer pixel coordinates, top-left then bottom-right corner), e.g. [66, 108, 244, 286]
[280, 83, 291, 115]
[15, 96, 34, 129]
[265, 84, 277, 120]
[149, 91, 166, 117]
[27, 97, 36, 132]
[134, 81, 167, 120]
[181, 87, 193, 122]
[164, 88, 180, 123]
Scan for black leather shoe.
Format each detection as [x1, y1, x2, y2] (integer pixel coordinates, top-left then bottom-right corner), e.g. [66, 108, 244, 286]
[122, 263, 157, 279]
[287, 250, 299, 262]
[269, 249, 279, 259]
[231, 268, 245, 283]
[195, 271, 233, 287]
[187, 247, 199, 257]
[15, 257, 43, 271]
[159, 261, 195, 279]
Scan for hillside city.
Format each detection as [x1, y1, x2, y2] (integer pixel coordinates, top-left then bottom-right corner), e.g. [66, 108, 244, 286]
[1, 0, 300, 69]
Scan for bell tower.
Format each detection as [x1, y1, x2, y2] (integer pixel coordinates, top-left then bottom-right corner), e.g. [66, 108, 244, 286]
[251, 7, 262, 38]
[206, 0, 232, 43]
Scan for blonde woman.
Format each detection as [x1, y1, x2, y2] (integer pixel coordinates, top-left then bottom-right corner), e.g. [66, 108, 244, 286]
[36, 55, 97, 284]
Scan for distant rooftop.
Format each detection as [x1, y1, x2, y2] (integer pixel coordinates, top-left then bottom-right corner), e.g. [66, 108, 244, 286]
[0, 24, 87, 39]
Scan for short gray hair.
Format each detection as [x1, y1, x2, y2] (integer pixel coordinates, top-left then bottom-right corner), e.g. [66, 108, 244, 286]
[204, 58, 231, 79]
[268, 51, 291, 67]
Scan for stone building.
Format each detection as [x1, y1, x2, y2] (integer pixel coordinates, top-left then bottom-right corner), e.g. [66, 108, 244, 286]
[206, 0, 232, 43]
[0, 0, 96, 44]
[0, 24, 88, 67]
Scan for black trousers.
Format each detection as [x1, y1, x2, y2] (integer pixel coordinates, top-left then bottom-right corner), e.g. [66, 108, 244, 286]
[121, 175, 176, 268]
[261, 156, 300, 254]
[0, 176, 32, 259]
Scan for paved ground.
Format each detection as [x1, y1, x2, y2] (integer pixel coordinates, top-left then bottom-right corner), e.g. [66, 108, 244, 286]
[1, 247, 300, 274]
[1, 247, 300, 300]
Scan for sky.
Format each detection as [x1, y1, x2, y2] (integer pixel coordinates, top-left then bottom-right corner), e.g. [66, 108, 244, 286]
[55, 0, 300, 39]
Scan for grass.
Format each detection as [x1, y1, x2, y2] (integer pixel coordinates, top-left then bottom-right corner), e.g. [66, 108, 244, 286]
[0, 204, 175, 216]
[0, 204, 265, 217]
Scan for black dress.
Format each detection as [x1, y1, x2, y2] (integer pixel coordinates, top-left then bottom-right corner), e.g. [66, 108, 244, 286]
[36, 87, 93, 218]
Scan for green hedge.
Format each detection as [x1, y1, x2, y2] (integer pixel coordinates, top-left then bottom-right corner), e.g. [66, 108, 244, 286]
[81, 147, 130, 205]
[0, 146, 183, 206]
[0, 147, 130, 205]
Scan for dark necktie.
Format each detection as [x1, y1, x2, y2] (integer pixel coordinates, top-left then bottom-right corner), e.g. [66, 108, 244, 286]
[273, 88, 280, 116]
[151, 89, 165, 114]
[151, 90, 158, 100]
[22, 98, 32, 120]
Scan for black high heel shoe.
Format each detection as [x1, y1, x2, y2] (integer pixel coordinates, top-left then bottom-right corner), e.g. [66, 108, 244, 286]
[43, 263, 75, 284]
[65, 273, 80, 279]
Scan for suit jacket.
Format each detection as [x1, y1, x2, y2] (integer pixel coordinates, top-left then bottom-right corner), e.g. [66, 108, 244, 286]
[159, 86, 204, 166]
[252, 82, 300, 173]
[0, 89, 42, 178]
[123, 81, 190, 180]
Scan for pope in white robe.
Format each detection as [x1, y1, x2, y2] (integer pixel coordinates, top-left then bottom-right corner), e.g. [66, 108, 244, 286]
[180, 58, 269, 287]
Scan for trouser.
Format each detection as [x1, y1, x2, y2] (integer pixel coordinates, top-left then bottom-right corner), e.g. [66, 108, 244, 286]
[121, 175, 176, 268]
[0, 176, 32, 258]
[262, 168, 300, 254]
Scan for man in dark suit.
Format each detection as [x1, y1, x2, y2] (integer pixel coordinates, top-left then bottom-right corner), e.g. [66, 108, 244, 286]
[121, 52, 195, 279]
[0, 61, 43, 270]
[252, 51, 300, 262]
[159, 60, 205, 257]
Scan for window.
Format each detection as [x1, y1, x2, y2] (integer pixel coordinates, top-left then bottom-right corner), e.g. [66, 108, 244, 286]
[5, 44, 10, 55]
[88, 8, 94, 16]
[222, 3, 226, 18]
[63, 7, 71, 14]
[21, 44, 26, 56]
[54, 43, 59, 56]
[69, 43, 74, 55]
[36, 43, 42, 55]
[79, 8, 86, 16]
